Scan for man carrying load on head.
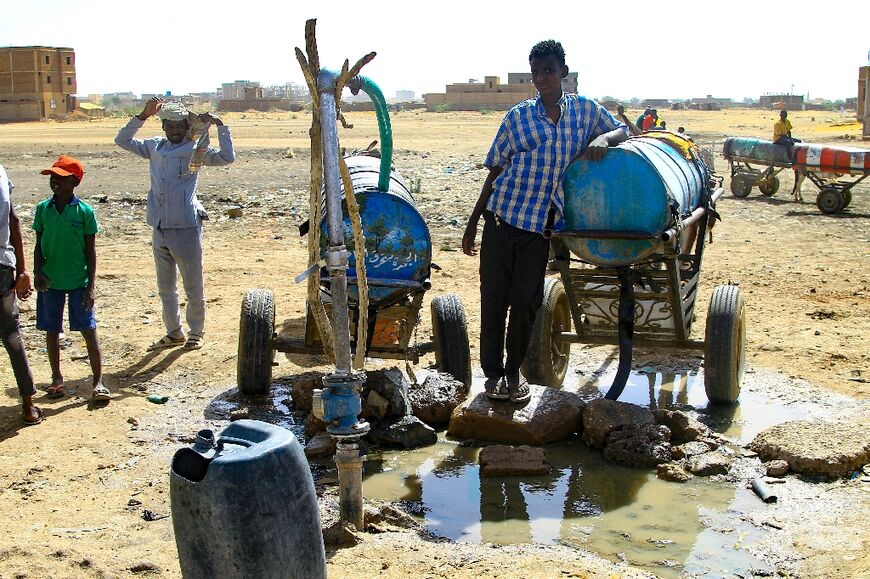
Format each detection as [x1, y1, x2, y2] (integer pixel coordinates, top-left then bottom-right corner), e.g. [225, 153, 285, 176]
[114, 97, 235, 352]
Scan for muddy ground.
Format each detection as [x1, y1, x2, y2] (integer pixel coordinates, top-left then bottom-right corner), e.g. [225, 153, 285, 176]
[0, 109, 867, 578]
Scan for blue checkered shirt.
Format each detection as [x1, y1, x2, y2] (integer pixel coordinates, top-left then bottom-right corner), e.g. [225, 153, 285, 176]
[485, 93, 626, 233]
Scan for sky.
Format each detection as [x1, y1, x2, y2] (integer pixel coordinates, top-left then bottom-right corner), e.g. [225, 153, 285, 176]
[2, 0, 868, 102]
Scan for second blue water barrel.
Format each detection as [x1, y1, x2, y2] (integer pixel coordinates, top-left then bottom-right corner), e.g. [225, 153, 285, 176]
[320, 154, 432, 306]
[170, 420, 326, 579]
[559, 133, 708, 267]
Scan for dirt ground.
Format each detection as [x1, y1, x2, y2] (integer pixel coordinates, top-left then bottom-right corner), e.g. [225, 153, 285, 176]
[0, 108, 867, 578]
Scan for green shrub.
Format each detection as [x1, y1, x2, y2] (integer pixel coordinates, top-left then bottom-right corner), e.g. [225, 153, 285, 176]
[434, 103, 451, 113]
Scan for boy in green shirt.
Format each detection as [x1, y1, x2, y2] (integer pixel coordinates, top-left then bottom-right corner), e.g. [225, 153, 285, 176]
[33, 156, 108, 402]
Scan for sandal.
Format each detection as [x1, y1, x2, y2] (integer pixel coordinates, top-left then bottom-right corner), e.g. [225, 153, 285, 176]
[184, 333, 204, 350]
[22, 407, 44, 426]
[507, 378, 531, 403]
[46, 384, 65, 398]
[147, 334, 186, 352]
[92, 383, 111, 402]
[484, 377, 509, 400]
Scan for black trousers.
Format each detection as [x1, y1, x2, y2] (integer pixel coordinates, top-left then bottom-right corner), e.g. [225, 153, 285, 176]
[0, 267, 35, 399]
[479, 211, 549, 381]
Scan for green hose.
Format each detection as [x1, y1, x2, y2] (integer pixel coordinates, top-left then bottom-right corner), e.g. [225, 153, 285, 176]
[358, 76, 392, 192]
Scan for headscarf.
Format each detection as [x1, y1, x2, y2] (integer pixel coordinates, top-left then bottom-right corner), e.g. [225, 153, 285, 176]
[157, 101, 190, 122]
[157, 101, 212, 174]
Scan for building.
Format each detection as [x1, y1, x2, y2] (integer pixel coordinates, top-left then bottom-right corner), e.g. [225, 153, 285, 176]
[687, 95, 733, 110]
[423, 75, 538, 111]
[507, 72, 578, 94]
[220, 80, 260, 100]
[0, 46, 77, 121]
[859, 66, 870, 138]
[759, 93, 804, 110]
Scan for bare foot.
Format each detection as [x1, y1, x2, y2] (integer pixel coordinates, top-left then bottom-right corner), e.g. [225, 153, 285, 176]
[46, 379, 65, 398]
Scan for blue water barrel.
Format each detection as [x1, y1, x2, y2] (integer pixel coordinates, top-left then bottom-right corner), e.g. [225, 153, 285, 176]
[723, 137, 791, 165]
[320, 154, 432, 306]
[170, 420, 326, 579]
[559, 134, 708, 267]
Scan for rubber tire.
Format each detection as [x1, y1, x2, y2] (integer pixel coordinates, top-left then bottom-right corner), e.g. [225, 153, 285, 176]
[842, 190, 853, 209]
[238, 288, 275, 396]
[759, 176, 780, 196]
[730, 174, 753, 198]
[521, 277, 572, 388]
[816, 188, 844, 214]
[704, 284, 745, 404]
[431, 294, 472, 387]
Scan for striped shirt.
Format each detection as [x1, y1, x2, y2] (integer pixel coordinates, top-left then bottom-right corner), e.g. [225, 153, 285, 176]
[485, 93, 626, 233]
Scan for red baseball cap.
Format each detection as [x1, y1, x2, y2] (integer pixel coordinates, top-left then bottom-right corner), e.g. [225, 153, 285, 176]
[40, 155, 85, 181]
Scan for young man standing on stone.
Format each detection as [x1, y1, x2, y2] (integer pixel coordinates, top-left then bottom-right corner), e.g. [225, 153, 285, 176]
[462, 40, 627, 403]
[115, 97, 235, 351]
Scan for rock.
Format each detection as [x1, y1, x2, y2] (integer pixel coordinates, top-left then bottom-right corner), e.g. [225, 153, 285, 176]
[479, 445, 550, 477]
[322, 520, 362, 547]
[408, 372, 467, 426]
[229, 407, 249, 421]
[290, 372, 324, 413]
[657, 463, 692, 482]
[696, 436, 721, 450]
[305, 413, 327, 437]
[127, 417, 139, 427]
[686, 451, 733, 476]
[363, 504, 419, 530]
[365, 390, 390, 420]
[129, 560, 160, 573]
[369, 415, 437, 449]
[653, 409, 712, 443]
[582, 399, 654, 449]
[448, 386, 585, 445]
[765, 459, 789, 477]
[749, 420, 870, 479]
[304, 432, 336, 459]
[363, 367, 412, 418]
[603, 424, 672, 468]
[225, 206, 243, 218]
[671, 440, 714, 460]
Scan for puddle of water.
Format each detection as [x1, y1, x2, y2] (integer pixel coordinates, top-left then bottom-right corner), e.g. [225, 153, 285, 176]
[362, 371, 808, 577]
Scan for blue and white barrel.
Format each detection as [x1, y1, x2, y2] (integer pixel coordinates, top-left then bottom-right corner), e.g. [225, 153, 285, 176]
[559, 133, 709, 267]
[320, 155, 432, 305]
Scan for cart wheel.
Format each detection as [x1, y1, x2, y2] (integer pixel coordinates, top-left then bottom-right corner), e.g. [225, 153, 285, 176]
[842, 190, 853, 209]
[758, 176, 780, 196]
[704, 285, 745, 404]
[238, 288, 275, 396]
[730, 174, 753, 198]
[816, 188, 844, 214]
[431, 294, 471, 387]
[521, 277, 571, 388]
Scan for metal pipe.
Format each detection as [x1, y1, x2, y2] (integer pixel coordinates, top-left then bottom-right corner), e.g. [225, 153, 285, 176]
[751, 477, 778, 503]
[318, 69, 352, 375]
[335, 441, 365, 529]
[544, 228, 657, 240]
[661, 187, 725, 242]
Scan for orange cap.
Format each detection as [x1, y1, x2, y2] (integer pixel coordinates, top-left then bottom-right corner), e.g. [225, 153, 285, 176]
[40, 155, 84, 181]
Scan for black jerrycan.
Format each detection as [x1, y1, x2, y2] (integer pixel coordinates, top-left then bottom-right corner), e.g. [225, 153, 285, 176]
[170, 420, 326, 578]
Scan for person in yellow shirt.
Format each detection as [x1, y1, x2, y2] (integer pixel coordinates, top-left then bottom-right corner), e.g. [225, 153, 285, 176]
[773, 109, 800, 162]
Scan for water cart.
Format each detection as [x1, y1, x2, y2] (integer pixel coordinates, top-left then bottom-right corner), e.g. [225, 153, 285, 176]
[723, 137, 869, 214]
[237, 78, 471, 398]
[524, 132, 744, 404]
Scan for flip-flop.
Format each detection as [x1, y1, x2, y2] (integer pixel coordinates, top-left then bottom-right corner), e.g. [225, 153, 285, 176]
[507, 379, 531, 403]
[92, 383, 111, 402]
[22, 407, 44, 426]
[484, 377, 509, 400]
[184, 334, 204, 350]
[147, 335, 186, 352]
[46, 385, 65, 398]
